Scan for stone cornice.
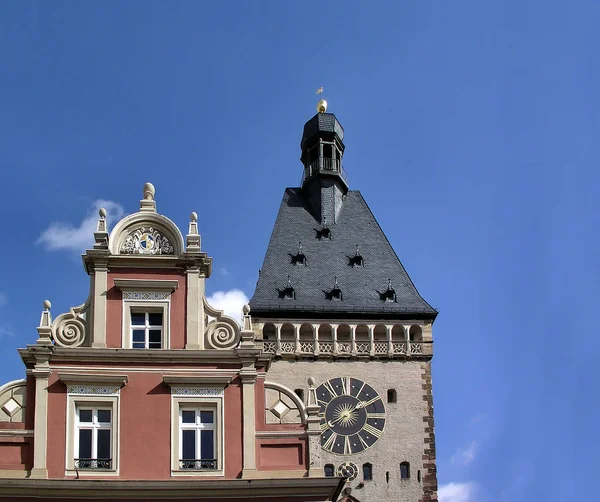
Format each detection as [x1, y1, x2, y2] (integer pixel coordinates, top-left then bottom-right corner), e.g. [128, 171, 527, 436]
[19, 347, 262, 366]
[162, 375, 233, 387]
[0, 477, 345, 500]
[57, 372, 128, 387]
[83, 253, 212, 276]
[114, 278, 179, 292]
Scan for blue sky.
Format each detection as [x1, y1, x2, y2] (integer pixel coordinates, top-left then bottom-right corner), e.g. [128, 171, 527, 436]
[1, 2, 599, 500]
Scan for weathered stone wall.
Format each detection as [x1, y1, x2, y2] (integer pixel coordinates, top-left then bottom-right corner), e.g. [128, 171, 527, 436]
[266, 359, 437, 502]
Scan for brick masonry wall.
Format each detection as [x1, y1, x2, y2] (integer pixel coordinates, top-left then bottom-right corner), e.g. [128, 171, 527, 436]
[265, 359, 438, 502]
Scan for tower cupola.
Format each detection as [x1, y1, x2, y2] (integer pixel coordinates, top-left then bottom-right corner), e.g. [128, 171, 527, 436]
[300, 98, 348, 224]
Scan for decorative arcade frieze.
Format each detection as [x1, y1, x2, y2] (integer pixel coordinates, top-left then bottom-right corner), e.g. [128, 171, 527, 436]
[260, 322, 430, 359]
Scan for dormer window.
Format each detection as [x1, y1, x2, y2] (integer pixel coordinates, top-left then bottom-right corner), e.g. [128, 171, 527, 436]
[349, 245, 364, 267]
[326, 277, 343, 301]
[316, 226, 331, 240]
[380, 278, 397, 303]
[291, 242, 307, 266]
[278, 276, 296, 300]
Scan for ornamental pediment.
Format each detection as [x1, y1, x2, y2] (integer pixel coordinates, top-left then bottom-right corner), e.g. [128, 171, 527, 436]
[120, 226, 174, 255]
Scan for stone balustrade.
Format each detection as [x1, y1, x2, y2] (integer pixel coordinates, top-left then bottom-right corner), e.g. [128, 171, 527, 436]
[259, 322, 431, 358]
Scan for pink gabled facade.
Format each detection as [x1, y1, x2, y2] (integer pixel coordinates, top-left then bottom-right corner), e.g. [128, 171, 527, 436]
[0, 183, 342, 501]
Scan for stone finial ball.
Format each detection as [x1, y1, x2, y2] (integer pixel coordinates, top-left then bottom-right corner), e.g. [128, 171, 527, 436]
[43, 300, 52, 310]
[242, 304, 250, 314]
[143, 182, 156, 200]
[307, 376, 316, 387]
[191, 212, 198, 222]
[99, 208, 107, 218]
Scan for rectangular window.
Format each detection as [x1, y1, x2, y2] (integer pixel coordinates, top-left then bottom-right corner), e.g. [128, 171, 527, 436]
[131, 311, 163, 349]
[75, 407, 112, 470]
[179, 407, 217, 470]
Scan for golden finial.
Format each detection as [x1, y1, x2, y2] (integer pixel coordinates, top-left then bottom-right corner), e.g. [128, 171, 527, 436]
[316, 86, 327, 113]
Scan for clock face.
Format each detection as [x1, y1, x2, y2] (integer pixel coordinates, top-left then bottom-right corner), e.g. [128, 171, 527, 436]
[316, 377, 386, 455]
[337, 461, 359, 482]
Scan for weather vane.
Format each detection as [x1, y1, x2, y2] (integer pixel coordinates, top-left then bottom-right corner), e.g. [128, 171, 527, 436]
[316, 86, 327, 113]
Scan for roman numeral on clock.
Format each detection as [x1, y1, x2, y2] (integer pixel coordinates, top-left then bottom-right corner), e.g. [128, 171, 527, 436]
[366, 412, 386, 420]
[323, 380, 338, 397]
[341, 377, 351, 395]
[344, 435, 352, 454]
[322, 432, 337, 451]
[361, 396, 382, 408]
[362, 423, 383, 438]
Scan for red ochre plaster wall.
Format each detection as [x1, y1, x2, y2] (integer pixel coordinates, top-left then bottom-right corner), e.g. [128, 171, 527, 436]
[0, 420, 31, 470]
[257, 438, 306, 470]
[106, 269, 186, 349]
[45, 371, 245, 479]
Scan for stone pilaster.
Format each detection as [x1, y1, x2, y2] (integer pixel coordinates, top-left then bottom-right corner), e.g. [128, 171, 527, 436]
[185, 268, 205, 350]
[306, 377, 322, 477]
[30, 348, 51, 479]
[240, 367, 258, 477]
[91, 260, 108, 348]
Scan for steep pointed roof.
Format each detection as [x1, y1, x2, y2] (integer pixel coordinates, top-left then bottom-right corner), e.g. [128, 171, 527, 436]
[249, 188, 437, 320]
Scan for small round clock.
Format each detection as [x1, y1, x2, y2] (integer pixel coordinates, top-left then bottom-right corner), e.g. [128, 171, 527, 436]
[337, 461, 359, 482]
[316, 377, 386, 455]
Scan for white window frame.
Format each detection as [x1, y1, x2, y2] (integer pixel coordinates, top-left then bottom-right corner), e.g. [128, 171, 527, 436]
[74, 406, 113, 469]
[65, 394, 120, 476]
[179, 406, 217, 470]
[130, 310, 164, 349]
[122, 299, 170, 349]
[170, 393, 224, 476]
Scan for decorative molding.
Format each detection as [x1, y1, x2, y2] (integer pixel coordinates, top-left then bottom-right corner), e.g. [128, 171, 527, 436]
[122, 291, 171, 300]
[264, 381, 306, 423]
[170, 387, 223, 397]
[203, 296, 241, 350]
[0, 429, 34, 437]
[206, 321, 240, 350]
[114, 279, 178, 292]
[255, 430, 307, 439]
[67, 385, 121, 395]
[51, 301, 89, 348]
[120, 226, 174, 255]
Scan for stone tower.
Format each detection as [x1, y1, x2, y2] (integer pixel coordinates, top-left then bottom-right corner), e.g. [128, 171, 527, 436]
[249, 102, 439, 502]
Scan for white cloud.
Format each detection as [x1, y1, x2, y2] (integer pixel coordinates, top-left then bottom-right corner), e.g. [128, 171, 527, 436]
[451, 440, 478, 466]
[0, 325, 15, 339]
[439, 482, 477, 502]
[37, 200, 124, 253]
[206, 289, 249, 325]
[0, 292, 6, 307]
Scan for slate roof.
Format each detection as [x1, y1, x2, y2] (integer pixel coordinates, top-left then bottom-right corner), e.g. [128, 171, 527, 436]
[249, 188, 437, 320]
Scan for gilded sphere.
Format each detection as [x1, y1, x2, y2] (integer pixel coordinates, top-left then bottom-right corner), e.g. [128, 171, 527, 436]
[43, 300, 52, 310]
[99, 207, 107, 218]
[307, 376, 316, 387]
[190, 211, 198, 222]
[317, 99, 328, 113]
[242, 304, 251, 315]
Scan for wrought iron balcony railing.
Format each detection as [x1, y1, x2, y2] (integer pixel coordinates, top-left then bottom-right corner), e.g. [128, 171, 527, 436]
[179, 459, 218, 470]
[74, 458, 112, 469]
[301, 158, 348, 186]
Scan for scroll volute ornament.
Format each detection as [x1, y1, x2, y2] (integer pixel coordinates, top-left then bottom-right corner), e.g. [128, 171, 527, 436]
[203, 297, 241, 350]
[52, 302, 88, 348]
